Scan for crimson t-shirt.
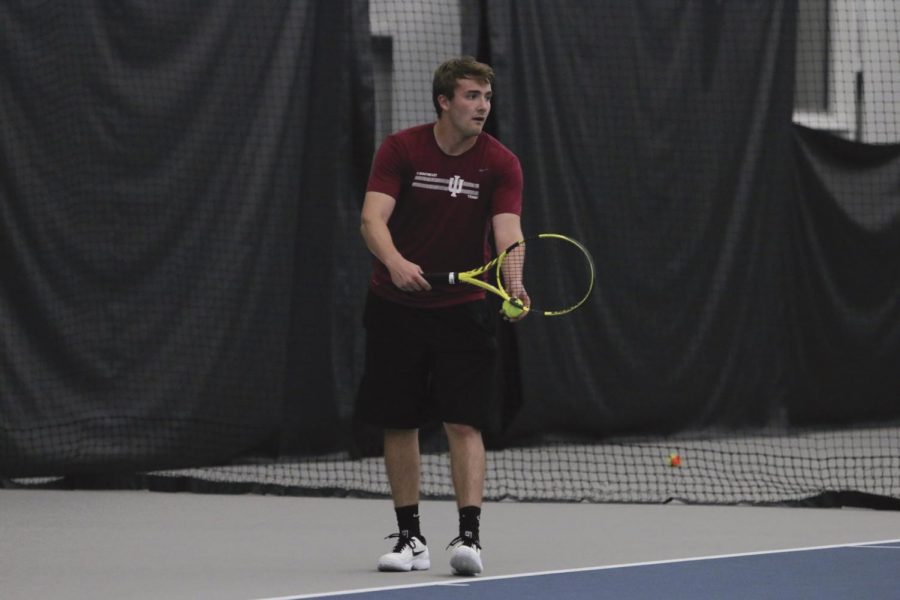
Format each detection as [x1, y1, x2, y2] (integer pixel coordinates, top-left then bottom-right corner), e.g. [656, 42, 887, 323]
[366, 123, 523, 308]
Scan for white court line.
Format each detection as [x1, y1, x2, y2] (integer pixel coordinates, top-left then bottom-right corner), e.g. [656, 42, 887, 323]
[255, 538, 900, 600]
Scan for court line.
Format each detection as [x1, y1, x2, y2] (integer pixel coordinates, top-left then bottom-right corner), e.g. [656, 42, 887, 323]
[256, 538, 900, 600]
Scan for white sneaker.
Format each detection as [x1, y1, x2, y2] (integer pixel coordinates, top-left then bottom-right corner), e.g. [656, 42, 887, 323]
[448, 536, 482, 576]
[377, 533, 430, 572]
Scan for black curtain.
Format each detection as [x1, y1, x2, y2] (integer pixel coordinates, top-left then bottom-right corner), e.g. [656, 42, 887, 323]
[0, 1, 372, 476]
[279, 1, 373, 456]
[787, 126, 900, 424]
[478, 0, 796, 440]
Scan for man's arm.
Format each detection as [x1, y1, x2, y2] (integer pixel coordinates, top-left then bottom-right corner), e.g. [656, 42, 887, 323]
[360, 191, 431, 292]
[492, 212, 530, 319]
[492, 212, 523, 255]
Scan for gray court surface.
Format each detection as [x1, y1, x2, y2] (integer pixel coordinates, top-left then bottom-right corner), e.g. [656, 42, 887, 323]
[2, 489, 898, 600]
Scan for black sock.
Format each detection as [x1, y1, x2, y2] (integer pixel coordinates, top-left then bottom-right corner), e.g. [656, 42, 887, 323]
[395, 504, 423, 542]
[458, 505, 481, 544]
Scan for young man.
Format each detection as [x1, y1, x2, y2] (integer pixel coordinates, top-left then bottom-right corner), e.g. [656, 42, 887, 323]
[357, 56, 528, 576]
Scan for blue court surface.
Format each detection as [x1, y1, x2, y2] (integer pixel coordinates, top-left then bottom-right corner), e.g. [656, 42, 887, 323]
[272, 540, 900, 600]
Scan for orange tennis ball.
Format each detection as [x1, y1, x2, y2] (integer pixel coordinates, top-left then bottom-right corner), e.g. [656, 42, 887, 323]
[668, 453, 682, 467]
[502, 298, 525, 318]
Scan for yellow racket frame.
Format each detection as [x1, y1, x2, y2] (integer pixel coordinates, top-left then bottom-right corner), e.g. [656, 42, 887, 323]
[453, 233, 595, 317]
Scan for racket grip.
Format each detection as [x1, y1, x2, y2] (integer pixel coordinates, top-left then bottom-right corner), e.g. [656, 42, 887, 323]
[422, 272, 459, 285]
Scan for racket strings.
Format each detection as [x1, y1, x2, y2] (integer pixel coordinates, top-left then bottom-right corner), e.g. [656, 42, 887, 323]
[501, 237, 594, 314]
[499, 244, 526, 300]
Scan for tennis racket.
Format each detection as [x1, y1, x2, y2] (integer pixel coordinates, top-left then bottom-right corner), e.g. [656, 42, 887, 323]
[423, 233, 595, 317]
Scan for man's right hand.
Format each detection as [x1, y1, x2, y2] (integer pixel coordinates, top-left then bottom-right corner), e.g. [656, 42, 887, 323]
[386, 256, 431, 292]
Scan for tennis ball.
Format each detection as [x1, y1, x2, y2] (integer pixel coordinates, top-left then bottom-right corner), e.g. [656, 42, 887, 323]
[668, 453, 682, 468]
[502, 298, 525, 318]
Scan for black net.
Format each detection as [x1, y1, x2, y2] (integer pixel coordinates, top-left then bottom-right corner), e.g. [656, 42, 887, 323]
[3, 1, 900, 509]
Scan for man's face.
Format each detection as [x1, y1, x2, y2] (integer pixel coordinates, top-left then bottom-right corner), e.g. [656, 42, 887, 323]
[441, 77, 492, 138]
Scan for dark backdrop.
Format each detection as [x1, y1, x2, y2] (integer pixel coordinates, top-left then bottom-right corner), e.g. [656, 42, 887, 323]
[479, 0, 795, 439]
[0, 1, 371, 475]
[2, 0, 899, 478]
[787, 126, 900, 424]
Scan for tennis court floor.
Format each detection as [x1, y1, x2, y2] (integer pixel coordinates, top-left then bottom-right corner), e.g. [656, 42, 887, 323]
[2, 490, 898, 599]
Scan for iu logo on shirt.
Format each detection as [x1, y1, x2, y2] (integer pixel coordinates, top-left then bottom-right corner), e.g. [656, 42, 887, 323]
[448, 175, 464, 197]
[411, 172, 480, 199]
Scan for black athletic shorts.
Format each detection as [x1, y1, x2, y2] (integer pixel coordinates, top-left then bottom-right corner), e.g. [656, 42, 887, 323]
[355, 290, 498, 430]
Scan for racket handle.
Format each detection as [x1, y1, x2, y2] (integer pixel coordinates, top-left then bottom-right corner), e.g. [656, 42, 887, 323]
[422, 272, 459, 285]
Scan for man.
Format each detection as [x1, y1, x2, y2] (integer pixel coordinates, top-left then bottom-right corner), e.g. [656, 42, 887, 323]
[357, 56, 528, 576]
